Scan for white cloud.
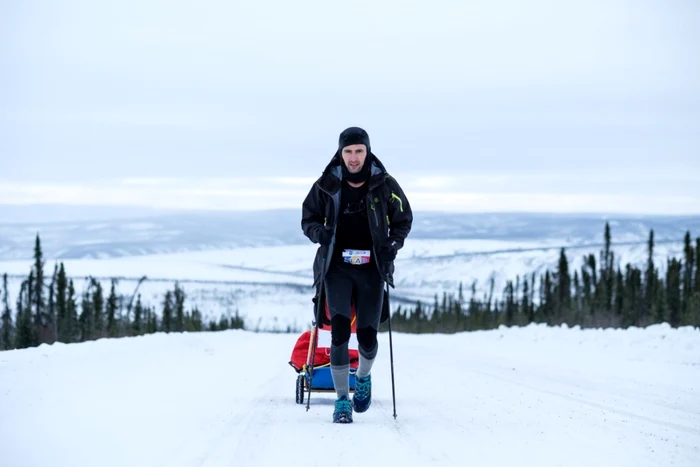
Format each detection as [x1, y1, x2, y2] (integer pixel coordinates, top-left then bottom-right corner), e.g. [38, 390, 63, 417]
[412, 176, 458, 189]
[259, 177, 318, 187]
[120, 177, 184, 186]
[1, 0, 698, 203]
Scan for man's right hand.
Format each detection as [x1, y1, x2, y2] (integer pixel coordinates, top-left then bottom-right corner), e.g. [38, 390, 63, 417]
[317, 227, 332, 246]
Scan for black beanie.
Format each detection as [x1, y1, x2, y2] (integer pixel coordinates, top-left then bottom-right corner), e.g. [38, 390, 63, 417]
[336, 127, 373, 183]
[338, 127, 371, 153]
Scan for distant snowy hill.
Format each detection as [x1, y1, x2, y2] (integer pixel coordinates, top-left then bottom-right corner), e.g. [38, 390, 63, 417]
[0, 205, 698, 260]
[1, 207, 697, 331]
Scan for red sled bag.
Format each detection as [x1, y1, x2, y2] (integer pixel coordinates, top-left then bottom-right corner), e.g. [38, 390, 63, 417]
[288, 299, 359, 372]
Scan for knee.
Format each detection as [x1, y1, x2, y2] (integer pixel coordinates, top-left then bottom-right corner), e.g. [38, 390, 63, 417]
[356, 326, 378, 353]
[331, 315, 351, 346]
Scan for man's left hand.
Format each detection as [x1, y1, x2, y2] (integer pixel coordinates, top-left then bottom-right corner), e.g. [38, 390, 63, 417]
[380, 239, 398, 262]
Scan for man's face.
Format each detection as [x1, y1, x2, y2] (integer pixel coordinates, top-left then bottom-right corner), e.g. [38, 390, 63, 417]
[341, 144, 367, 173]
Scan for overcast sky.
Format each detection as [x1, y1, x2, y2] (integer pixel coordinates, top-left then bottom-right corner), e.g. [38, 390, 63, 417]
[1, 0, 699, 214]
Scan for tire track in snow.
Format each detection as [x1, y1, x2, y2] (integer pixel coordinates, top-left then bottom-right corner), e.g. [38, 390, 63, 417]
[171, 358, 452, 466]
[467, 365, 700, 437]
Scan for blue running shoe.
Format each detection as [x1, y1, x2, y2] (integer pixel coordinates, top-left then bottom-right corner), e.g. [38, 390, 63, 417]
[352, 374, 372, 413]
[333, 395, 353, 423]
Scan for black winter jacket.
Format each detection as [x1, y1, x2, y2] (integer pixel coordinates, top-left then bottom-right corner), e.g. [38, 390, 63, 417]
[301, 152, 413, 290]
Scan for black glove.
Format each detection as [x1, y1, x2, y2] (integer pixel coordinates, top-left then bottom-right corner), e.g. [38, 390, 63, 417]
[379, 239, 398, 262]
[317, 227, 332, 246]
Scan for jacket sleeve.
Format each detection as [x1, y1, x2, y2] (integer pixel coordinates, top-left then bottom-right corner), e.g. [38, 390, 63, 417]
[301, 182, 327, 244]
[386, 175, 413, 249]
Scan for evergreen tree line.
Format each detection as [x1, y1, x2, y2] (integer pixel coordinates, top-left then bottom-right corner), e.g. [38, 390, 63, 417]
[0, 235, 245, 351]
[384, 224, 700, 334]
[4, 226, 698, 350]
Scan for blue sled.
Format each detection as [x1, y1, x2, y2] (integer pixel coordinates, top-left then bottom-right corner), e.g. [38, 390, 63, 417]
[295, 366, 357, 404]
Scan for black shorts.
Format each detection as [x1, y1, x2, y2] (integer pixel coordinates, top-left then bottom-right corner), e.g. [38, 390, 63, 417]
[324, 260, 385, 330]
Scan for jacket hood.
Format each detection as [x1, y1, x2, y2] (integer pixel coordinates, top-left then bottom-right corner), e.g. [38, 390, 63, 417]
[317, 150, 389, 194]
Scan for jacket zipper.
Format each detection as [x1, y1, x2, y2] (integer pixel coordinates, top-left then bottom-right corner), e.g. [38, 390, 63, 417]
[369, 198, 379, 227]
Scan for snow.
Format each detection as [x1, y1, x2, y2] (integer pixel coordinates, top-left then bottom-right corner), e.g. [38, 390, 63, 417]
[1, 323, 698, 467]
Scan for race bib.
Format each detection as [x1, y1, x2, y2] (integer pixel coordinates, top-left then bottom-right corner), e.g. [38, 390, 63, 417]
[343, 249, 371, 265]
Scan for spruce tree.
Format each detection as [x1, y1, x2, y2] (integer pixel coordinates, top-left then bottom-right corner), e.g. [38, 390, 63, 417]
[106, 279, 118, 338]
[79, 283, 94, 341]
[666, 258, 682, 327]
[632, 266, 644, 326]
[15, 280, 34, 349]
[682, 232, 694, 321]
[490, 301, 499, 328]
[2, 274, 14, 350]
[29, 238, 52, 345]
[432, 293, 442, 326]
[92, 279, 105, 338]
[621, 265, 632, 327]
[581, 260, 592, 317]
[587, 254, 598, 315]
[615, 268, 625, 324]
[603, 222, 611, 273]
[542, 271, 554, 324]
[691, 237, 700, 326]
[504, 281, 515, 326]
[66, 279, 77, 343]
[644, 229, 655, 318]
[47, 263, 57, 343]
[529, 272, 536, 313]
[32, 234, 45, 330]
[522, 275, 532, 323]
[414, 301, 424, 333]
[132, 294, 143, 335]
[218, 314, 229, 330]
[601, 223, 614, 313]
[185, 306, 202, 332]
[629, 266, 642, 327]
[555, 248, 571, 321]
[151, 308, 159, 333]
[468, 281, 477, 331]
[572, 270, 582, 324]
[144, 308, 153, 334]
[56, 263, 68, 342]
[162, 291, 173, 333]
[695, 238, 700, 294]
[27, 270, 40, 346]
[653, 275, 667, 325]
[454, 299, 463, 330]
[191, 307, 203, 332]
[174, 283, 185, 332]
[230, 310, 245, 329]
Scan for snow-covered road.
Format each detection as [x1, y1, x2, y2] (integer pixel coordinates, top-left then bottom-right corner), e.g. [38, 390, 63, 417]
[1, 324, 698, 467]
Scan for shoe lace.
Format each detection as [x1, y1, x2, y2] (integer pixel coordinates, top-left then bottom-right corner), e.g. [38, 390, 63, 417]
[336, 398, 352, 412]
[355, 378, 371, 400]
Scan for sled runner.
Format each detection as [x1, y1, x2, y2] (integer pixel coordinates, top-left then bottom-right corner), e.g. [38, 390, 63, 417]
[288, 299, 359, 404]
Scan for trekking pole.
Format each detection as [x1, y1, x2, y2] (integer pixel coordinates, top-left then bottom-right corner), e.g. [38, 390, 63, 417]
[386, 281, 397, 419]
[306, 282, 323, 411]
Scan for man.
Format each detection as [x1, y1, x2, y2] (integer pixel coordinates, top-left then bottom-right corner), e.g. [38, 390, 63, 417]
[301, 126, 413, 423]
